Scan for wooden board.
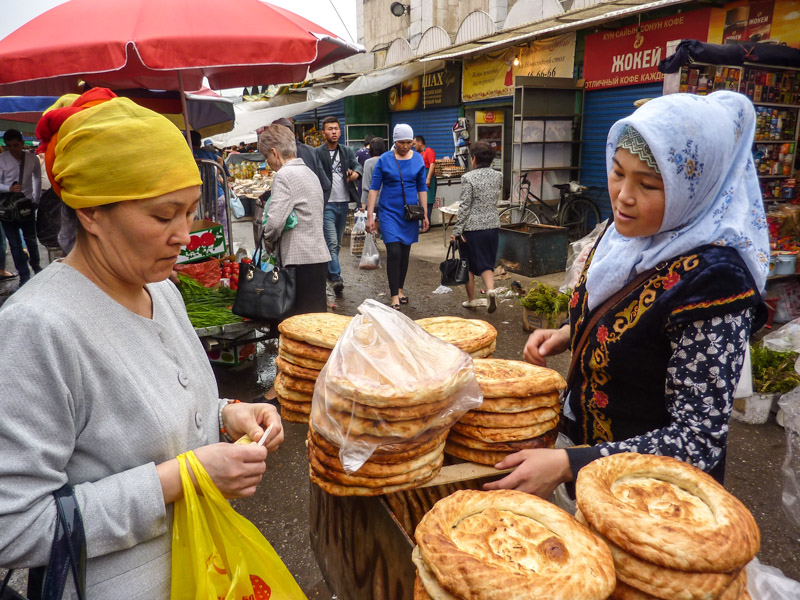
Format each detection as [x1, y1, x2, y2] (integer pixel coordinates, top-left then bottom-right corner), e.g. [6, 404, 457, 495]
[419, 462, 512, 488]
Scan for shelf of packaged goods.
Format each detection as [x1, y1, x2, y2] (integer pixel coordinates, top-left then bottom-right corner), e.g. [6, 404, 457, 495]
[758, 174, 793, 179]
[753, 139, 798, 144]
[752, 102, 800, 109]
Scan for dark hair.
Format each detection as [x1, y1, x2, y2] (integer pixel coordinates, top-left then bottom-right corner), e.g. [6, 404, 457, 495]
[3, 129, 23, 144]
[414, 135, 426, 145]
[472, 141, 495, 168]
[190, 130, 202, 147]
[322, 116, 340, 129]
[369, 137, 386, 157]
[364, 134, 374, 146]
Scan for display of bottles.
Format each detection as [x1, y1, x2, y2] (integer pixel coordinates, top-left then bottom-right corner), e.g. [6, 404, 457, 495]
[679, 66, 741, 95]
[754, 107, 797, 140]
[754, 143, 795, 176]
[761, 178, 796, 201]
[743, 68, 800, 105]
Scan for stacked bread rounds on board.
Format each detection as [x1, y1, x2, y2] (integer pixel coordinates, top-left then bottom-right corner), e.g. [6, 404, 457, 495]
[446, 359, 566, 465]
[308, 301, 483, 496]
[412, 489, 616, 600]
[276, 313, 352, 423]
[575, 453, 760, 600]
[416, 316, 497, 358]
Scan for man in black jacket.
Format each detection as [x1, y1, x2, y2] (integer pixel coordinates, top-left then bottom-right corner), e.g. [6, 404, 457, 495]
[315, 116, 361, 292]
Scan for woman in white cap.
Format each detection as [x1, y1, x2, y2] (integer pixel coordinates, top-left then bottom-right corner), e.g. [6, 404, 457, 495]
[366, 124, 429, 310]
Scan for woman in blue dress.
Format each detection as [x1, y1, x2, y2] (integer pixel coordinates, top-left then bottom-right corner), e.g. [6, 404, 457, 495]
[366, 124, 429, 310]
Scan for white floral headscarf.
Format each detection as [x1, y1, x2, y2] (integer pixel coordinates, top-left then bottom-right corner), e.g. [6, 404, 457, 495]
[585, 91, 769, 310]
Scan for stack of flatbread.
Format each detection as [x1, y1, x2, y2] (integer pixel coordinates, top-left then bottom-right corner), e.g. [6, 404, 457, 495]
[308, 303, 482, 496]
[275, 313, 352, 423]
[576, 453, 760, 600]
[412, 489, 616, 600]
[416, 316, 497, 358]
[446, 358, 566, 465]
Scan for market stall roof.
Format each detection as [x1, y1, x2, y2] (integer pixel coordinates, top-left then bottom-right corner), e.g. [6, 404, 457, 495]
[419, 0, 694, 61]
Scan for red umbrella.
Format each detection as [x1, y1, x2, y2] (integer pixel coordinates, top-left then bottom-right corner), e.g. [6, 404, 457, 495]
[0, 0, 361, 96]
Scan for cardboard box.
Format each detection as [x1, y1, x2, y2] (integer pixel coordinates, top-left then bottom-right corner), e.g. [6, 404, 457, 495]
[177, 219, 225, 264]
[206, 342, 256, 366]
[523, 308, 567, 332]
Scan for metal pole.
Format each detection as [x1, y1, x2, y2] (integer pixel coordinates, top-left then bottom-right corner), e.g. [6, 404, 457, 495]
[178, 71, 192, 146]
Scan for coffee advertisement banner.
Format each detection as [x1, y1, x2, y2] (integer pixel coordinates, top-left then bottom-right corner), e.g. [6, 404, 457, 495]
[388, 62, 461, 112]
[707, 0, 800, 48]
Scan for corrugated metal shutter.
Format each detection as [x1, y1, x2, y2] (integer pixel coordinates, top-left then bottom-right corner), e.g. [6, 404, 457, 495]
[581, 83, 663, 218]
[292, 99, 347, 142]
[391, 106, 460, 159]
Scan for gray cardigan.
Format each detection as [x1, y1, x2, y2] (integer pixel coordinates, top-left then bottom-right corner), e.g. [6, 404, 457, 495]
[453, 168, 502, 236]
[0, 263, 225, 599]
[263, 158, 331, 266]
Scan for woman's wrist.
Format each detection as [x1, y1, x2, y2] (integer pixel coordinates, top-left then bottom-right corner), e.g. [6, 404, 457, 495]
[219, 399, 241, 442]
[156, 458, 183, 504]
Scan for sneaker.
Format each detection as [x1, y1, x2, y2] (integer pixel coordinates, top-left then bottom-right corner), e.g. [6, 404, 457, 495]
[487, 289, 497, 314]
[332, 279, 344, 293]
[462, 299, 488, 308]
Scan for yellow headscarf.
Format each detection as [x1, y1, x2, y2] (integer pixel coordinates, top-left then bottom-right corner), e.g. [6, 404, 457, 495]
[36, 89, 201, 209]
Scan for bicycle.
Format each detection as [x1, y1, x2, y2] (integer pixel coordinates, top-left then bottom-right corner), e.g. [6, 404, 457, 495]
[499, 172, 601, 242]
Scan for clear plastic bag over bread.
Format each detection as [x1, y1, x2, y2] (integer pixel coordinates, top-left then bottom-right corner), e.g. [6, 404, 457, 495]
[779, 389, 800, 529]
[746, 557, 800, 599]
[311, 299, 483, 473]
[359, 233, 380, 270]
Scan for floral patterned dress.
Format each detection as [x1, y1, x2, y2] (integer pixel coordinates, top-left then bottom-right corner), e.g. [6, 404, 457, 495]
[563, 243, 765, 483]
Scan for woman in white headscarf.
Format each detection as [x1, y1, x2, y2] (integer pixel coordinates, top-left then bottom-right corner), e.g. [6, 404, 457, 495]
[366, 124, 429, 310]
[485, 91, 769, 497]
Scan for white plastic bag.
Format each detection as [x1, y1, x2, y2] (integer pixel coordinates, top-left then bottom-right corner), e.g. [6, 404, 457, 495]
[746, 557, 800, 599]
[229, 194, 245, 219]
[762, 317, 800, 353]
[560, 219, 608, 293]
[350, 210, 367, 256]
[311, 299, 483, 472]
[359, 233, 380, 270]
[779, 389, 800, 529]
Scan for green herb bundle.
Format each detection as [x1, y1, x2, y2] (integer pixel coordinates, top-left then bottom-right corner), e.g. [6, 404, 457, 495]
[177, 274, 243, 329]
[519, 282, 571, 328]
[750, 342, 800, 394]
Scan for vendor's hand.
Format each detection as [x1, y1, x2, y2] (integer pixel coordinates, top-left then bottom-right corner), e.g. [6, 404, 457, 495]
[222, 401, 284, 453]
[192, 443, 267, 499]
[9, 184, 22, 193]
[366, 216, 377, 234]
[483, 448, 572, 498]
[523, 325, 570, 367]
[421, 217, 430, 233]
[451, 233, 466, 243]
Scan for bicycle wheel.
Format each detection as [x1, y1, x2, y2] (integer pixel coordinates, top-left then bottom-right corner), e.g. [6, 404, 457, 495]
[559, 197, 600, 242]
[499, 206, 540, 227]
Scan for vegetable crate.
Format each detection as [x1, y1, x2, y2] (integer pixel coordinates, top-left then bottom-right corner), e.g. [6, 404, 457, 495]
[177, 219, 225, 264]
[522, 309, 567, 332]
[207, 342, 257, 366]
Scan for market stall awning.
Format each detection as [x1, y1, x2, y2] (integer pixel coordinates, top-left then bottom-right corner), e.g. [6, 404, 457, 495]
[420, 0, 694, 61]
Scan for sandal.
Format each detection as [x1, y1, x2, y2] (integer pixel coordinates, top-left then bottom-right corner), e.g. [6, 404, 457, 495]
[399, 295, 409, 305]
[391, 303, 401, 310]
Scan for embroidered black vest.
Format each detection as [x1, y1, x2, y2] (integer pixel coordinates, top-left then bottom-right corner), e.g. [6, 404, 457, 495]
[564, 244, 764, 447]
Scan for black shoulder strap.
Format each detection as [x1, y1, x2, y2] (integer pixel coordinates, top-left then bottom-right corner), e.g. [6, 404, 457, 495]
[392, 152, 408, 207]
[18, 152, 26, 183]
[40, 484, 87, 600]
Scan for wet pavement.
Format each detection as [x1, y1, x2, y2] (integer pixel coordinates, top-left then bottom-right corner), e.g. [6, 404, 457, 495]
[1, 221, 798, 596]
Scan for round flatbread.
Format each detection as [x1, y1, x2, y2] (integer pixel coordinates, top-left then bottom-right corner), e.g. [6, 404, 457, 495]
[276, 356, 319, 381]
[414, 490, 615, 600]
[280, 406, 309, 424]
[279, 335, 332, 363]
[416, 316, 497, 354]
[412, 548, 454, 600]
[458, 405, 560, 428]
[310, 414, 450, 449]
[324, 389, 452, 422]
[278, 396, 312, 415]
[451, 417, 559, 443]
[309, 464, 439, 497]
[474, 358, 567, 398]
[447, 428, 558, 453]
[328, 407, 460, 440]
[309, 448, 443, 488]
[444, 441, 514, 466]
[576, 453, 760, 573]
[480, 392, 560, 414]
[274, 376, 313, 403]
[413, 572, 434, 600]
[574, 509, 738, 600]
[309, 427, 449, 465]
[278, 348, 327, 370]
[469, 340, 496, 359]
[278, 312, 353, 348]
[274, 371, 315, 394]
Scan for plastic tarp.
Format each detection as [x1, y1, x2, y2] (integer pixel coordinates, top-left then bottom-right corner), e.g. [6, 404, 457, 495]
[209, 60, 446, 146]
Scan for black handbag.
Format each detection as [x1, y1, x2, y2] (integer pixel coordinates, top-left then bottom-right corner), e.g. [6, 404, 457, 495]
[0, 153, 34, 223]
[0, 485, 87, 600]
[439, 240, 470, 286]
[232, 245, 296, 321]
[393, 153, 425, 221]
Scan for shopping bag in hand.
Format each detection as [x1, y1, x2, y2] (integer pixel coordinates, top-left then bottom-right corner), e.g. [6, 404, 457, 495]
[359, 233, 380, 270]
[350, 210, 367, 256]
[439, 240, 469, 285]
[171, 451, 307, 600]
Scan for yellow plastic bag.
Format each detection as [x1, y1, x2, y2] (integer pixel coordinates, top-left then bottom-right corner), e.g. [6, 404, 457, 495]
[171, 451, 307, 600]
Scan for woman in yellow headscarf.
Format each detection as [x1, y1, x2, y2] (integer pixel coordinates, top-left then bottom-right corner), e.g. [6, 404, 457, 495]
[0, 89, 283, 598]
